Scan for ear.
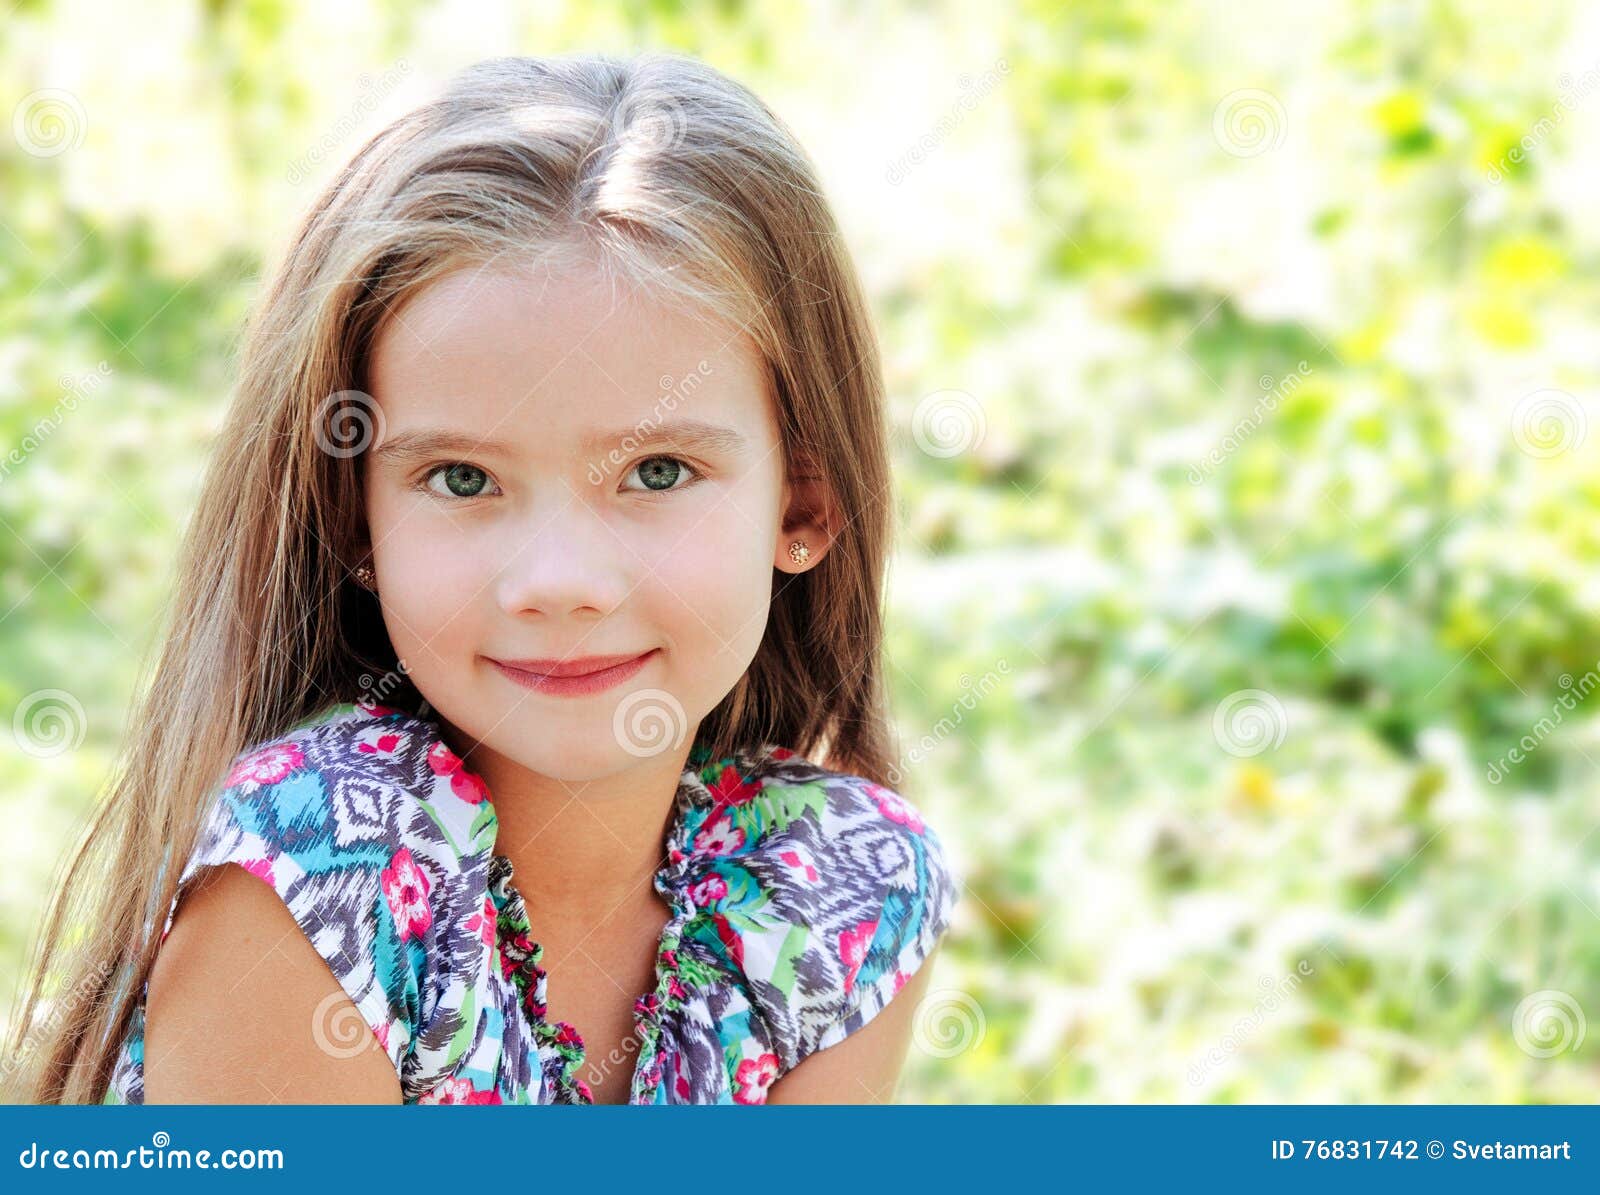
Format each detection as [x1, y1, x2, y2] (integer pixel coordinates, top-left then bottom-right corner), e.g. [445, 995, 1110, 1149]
[774, 451, 844, 574]
[347, 511, 376, 585]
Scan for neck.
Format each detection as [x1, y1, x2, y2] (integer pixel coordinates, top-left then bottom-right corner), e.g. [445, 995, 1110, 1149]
[440, 723, 694, 917]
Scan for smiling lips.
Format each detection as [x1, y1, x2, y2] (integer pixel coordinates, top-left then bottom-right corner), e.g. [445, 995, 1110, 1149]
[487, 649, 658, 696]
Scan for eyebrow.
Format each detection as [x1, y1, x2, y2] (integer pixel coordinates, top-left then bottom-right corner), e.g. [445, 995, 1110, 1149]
[581, 419, 749, 457]
[371, 420, 750, 465]
[370, 429, 518, 465]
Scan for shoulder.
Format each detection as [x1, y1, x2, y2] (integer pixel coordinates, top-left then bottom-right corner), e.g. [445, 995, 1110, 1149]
[162, 698, 497, 1078]
[679, 744, 961, 1071]
[143, 859, 402, 1102]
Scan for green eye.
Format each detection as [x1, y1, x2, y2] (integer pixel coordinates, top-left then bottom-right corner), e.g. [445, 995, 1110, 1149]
[624, 455, 699, 494]
[423, 463, 497, 499]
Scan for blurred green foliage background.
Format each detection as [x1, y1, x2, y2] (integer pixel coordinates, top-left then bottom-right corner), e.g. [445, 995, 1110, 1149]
[4, 0, 1600, 1102]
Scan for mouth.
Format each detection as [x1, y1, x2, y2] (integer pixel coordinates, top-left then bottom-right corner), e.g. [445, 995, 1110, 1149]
[486, 649, 659, 697]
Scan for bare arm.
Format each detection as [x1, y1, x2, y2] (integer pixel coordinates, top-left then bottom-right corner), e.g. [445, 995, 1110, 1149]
[765, 949, 939, 1104]
[142, 863, 402, 1104]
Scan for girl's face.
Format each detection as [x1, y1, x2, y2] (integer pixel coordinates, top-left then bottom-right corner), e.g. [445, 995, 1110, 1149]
[360, 258, 807, 783]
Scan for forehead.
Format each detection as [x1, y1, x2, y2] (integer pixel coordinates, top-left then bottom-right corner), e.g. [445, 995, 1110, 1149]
[366, 258, 774, 452]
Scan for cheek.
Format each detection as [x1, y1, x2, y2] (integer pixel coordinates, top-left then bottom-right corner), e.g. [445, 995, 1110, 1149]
[366, 497, 485, 662]
[643, 501, 774, 657]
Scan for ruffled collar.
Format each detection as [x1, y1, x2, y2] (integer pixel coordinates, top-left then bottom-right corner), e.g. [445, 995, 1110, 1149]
[467, 735, 794, 1105]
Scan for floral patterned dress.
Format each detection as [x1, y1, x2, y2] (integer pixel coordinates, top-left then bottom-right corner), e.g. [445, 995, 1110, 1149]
[102, 697, 958, 1104]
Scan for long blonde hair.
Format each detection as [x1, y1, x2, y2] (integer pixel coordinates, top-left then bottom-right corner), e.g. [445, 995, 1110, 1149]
[3, 51, 899, 1104]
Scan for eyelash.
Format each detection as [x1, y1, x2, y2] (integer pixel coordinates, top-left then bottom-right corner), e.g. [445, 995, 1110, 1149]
[412, 456, 704, 501]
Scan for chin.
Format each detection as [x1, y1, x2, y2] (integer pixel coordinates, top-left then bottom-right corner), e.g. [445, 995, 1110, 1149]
[498, 704, 666, 773]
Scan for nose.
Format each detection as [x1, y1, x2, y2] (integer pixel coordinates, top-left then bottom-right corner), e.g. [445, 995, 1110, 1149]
[493, 492, 633, 621]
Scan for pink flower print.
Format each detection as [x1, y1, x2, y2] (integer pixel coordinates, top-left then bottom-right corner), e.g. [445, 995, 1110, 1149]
[427, 741, 462, 775]
[893, 970, 910, 994]
[705, 762, 763, 814]
[838, 918, 879, 994]
[419, 1076, 501, 1104]
[732, 1052, 780, 1105]
[770, 746, 796, 761]
[509, 928, 536, 953]
[674, 1068, 692, 1101]
[777, 849, 820, 884]
[693, 813, 746, 857]
[449, 769, 489, 805]
[667, 975, 690, 1002]
[418, 1077, 468, 1103]
[711, 912, 745, 969]
[355, 697, 402, 717]
[553, 1021, 585, 1048]
[465, 894, 496, 948]
[224, 742, 304, 789]
[688, 874, 728, 907]
[866, 782, 924, 834]
[380, 846, 433, 942]
[373, 1019, 391, 1054]
[426, 741, 490, 804]
[356, 727, 409, 757]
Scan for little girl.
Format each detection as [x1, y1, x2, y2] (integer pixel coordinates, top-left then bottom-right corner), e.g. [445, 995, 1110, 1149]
[6, 51, 956, 1105]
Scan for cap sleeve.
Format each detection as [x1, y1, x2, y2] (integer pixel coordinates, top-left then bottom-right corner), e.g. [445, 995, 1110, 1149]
[156, 705, 488, 1085]
[733, 767, 960, 1070]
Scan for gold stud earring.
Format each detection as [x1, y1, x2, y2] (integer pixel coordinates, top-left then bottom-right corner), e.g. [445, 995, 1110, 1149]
[354, 563, 377, 591]
[788, 539, 810, 567]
